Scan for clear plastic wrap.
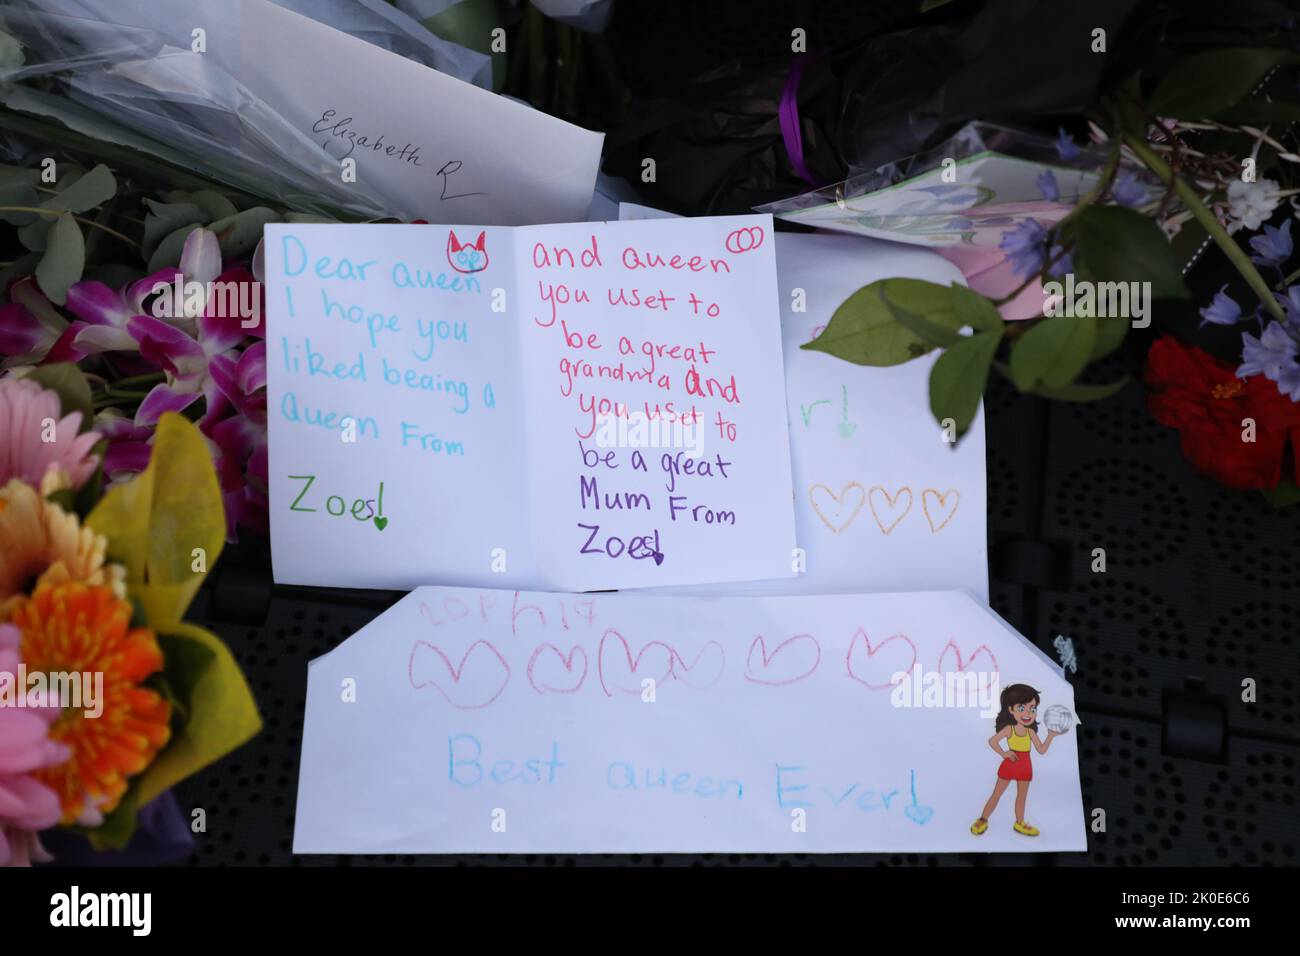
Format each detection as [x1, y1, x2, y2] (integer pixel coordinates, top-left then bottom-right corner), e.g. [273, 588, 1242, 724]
[0, 0, 492, 219]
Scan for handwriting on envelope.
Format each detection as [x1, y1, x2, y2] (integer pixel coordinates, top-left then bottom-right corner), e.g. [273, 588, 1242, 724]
[294, 587, 1084, 853]
[264, 217, 796, 592]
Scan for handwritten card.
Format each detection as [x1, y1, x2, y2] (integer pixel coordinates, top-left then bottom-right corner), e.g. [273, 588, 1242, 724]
[621, 206, 988, 600]
[237, 0, 602, 224]
[264, 216, 797, 592]
[294, 586, 1085, 853]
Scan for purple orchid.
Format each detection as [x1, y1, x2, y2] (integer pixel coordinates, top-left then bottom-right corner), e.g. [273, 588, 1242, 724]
[205, 342, 269, 538]
[0, 278, 80, 367]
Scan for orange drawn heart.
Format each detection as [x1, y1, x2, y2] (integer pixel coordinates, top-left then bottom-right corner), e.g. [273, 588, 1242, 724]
[867, 485, 912, 535]
[809, 482, 866, 533]
[922, 488, 960, 532]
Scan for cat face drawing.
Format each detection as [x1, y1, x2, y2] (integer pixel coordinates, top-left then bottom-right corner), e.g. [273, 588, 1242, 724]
[447, 230, 489, 274]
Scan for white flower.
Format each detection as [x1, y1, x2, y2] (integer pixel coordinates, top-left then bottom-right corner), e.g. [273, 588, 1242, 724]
[1226, 178, 1281, 233]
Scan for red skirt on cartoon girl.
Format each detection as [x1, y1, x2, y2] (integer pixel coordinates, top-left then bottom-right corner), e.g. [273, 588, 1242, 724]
[997, 752, 1032, 781]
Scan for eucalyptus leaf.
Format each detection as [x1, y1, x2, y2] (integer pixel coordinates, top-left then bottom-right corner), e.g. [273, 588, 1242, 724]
[16, 163, 116, 251]
[208, 206, 279, 259]
[0, 162, 41, 187]
[142, 199, 205, 259]
[34, 214, 85, 305]
[1066, 205, 1188, 300]
[1010, 315, 1098, 390]
[24, 362, 94, 430]
[929, 331, 1000, 436]
[184, 189, 238, 222]
[0, 180, 40, 226]
[148, 222, 202, 272]
[1148, 48, 1290, 119]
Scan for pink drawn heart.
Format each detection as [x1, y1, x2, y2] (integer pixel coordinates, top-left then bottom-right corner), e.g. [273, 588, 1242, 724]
[670, 642, 727, 689]
[937, 640, 999, 693]
[408, 640, 510, 709]
[745, 634, 821, 686]
[527, 643, 588, 695]
[597, 628, 675, 697]
[845, 628, 917, 689]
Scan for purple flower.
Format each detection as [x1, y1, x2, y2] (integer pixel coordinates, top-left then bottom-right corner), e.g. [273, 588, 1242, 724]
[1055, 128, 1080, 161]
[999, 220, 1050, 278]
[1277, 361, 1300, 401]
[1036, 170, 1060, 202]
[1112, 171, 1150, 208]
[1238, 321, 1299, 382]
[1277, 284, 1300, 332]
[1250, 219, 1293, 267]
[1200, 285, 1243, 326]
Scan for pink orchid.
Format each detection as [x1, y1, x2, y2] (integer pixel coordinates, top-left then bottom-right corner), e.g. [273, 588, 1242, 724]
[0, 278, 81, 368]
[0, 624, 70, 866]
[0, 377, 102, 489]
[206, 342, 269, 538]
[93, 409, 155, 485]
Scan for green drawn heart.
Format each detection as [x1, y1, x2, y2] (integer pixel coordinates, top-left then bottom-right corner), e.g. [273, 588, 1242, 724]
[373, 516, 388, 531]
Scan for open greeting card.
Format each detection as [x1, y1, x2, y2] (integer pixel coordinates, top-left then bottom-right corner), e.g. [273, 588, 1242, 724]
[265, 216, 797, 593]
[294, 586, 1085, 853]
[621, 205, 989, 600]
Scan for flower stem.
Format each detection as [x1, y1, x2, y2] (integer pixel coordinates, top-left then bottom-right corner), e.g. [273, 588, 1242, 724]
[0, 207, 137, 249]
[1123, 133, 1287, 324]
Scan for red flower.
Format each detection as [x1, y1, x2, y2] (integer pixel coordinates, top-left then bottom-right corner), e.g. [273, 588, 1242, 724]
[1145, 335, 1300, 489]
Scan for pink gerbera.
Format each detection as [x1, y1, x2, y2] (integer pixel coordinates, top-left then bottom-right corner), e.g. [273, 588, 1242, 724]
[0, 623, 70, 866]
[0, 378, 102, 490]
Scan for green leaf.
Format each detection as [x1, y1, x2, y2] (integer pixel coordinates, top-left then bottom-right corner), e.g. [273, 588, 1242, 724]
[929, 331, 1000, 436]
[1027, 376, 1130, 401]
[183, 189, 238, 222]
[34, 214, 85, 305]
[1010, 315, 1098, 390]
[804, 281, 936, 366]
[142, 198, 205, 259]
[0, 179, 40, 226]
[1067, 205, 1189, 300]
[16, 164, 117, 252]
[24, 362, 94, 430]
[208, 206, 279, 259]
[1091, 315, 1129, 360]
[1148, 48, 1290, 119]
[147, 222, 202, 272]
[950, 283, 1004, 333]
[1215, 100, 1300, 124]
[880, 278, 963, 348]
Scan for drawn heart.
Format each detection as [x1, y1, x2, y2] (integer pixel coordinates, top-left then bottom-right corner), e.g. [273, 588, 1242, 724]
[809, 481, 866, 533]
[905, 803, 935, 826]
[407, 640, 510, 709]
[670, 642, 727, 689]
[845, 628, 917, 689]
[527, 643, 588, 694]
[745, 634, 821, 686]
[373, 515, 389, 531]
[867, 486, 913, 535]
[937, 640, 999, 694]
[921, 488, 960, 533]
[597, 628, 675, 697]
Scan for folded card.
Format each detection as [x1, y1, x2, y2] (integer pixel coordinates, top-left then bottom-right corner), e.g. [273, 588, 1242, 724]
[237, 0, 601, 223]
[294, 586, 1084, 853]
[621, 205, 988, 600]
[264, 216, 797, 592]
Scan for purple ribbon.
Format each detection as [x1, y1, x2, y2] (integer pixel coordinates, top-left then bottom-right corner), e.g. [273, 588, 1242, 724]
[779, 54, 828, 188]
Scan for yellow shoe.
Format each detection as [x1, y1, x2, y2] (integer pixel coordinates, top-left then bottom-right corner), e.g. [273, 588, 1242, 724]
[970, 818, 988, 835]
[1013, 820, 1039, 836]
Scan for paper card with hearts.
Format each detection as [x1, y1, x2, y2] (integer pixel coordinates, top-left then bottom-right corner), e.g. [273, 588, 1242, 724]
[620, 208, 989, 601]
[294, 586, 1085, 853]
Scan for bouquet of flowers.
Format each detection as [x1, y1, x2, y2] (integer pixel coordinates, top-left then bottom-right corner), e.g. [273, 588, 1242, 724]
[0, 371, 261, 865]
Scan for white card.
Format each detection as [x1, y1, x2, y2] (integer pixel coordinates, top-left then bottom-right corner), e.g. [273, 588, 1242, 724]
[294, 586, 1085, 853]
[265, 216, 797, 592]
[237, 0, 602, 224]
[620, 207, 988, 601]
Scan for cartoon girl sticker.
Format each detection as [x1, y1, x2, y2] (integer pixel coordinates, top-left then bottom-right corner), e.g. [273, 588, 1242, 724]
[970, 683, 1067, 837]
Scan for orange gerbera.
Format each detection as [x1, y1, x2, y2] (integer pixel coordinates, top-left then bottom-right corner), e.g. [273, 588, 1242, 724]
[8, 582, 171, 826]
